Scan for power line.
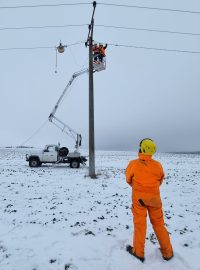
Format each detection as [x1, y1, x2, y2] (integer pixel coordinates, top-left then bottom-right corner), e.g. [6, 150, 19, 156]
[107, 43, 200, 54]
[95, 24, 200, 37]
[0, 24, 88, 31]
[0, 41, 200, 55]
[0, 41, 85, 51]
[0, 2, 91, 9]
[0, 2, 200, 15]
[98, 2, 200, 15]
[1, 23, 200, 38]
[0, 46, 54, 51]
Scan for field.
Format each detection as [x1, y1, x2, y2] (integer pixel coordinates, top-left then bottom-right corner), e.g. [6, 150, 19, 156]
[0, 148, 200, 270]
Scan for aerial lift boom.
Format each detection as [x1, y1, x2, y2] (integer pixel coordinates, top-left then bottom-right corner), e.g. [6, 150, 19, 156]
[49, 68, 89, 151]
[49, 51, 106, 151]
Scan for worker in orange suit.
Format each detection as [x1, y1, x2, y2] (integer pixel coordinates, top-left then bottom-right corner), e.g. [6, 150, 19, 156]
[98, 43, 107, 62]
[92, 43, 99, 62]
[125, 138, 173, 262]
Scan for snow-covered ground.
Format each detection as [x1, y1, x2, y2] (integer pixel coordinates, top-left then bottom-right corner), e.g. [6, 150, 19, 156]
[0, 148, 200, 270]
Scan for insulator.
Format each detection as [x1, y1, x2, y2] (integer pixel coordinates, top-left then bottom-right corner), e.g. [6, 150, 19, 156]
[57, 43, 65, 53]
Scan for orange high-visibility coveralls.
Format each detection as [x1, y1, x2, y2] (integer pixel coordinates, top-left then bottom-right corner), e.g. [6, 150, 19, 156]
[126, 153, 173, 259]
[99, 47, 106, 56]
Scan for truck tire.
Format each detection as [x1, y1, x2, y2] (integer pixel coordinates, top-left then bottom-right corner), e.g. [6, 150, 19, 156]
[29, 158, 40, 167]
[59, 147, 69, 157]
[70, 159, 80, 169]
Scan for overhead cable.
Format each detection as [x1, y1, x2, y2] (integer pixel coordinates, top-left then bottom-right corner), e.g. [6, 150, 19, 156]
[0, 24, 88, 31]
[0, 46, 54, 51]
[0, 2, 200, 15]
[1, 23, 200, 38]
[0, 2, 91, 9]
[0, 42, 200, 55]
[98, 2, 200, 15]
[107, 43, 200, 54]
[95, 24, 200, 37]
[0, 41, 85, 51]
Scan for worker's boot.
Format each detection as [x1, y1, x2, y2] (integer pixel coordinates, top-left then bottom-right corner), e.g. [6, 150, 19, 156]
[163, 253, 174, 261]
[159, 248, 174, 261]
[126, 245, 145, 263]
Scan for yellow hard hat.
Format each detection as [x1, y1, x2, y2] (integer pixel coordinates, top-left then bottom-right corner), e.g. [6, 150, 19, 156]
[139, 138, 156, 155]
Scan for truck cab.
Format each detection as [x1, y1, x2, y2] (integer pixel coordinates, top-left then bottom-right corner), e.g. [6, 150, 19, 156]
[42, 145, 58, 162]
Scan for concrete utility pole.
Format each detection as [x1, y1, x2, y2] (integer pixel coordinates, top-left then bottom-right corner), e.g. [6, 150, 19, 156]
[86, 1, 96, 178]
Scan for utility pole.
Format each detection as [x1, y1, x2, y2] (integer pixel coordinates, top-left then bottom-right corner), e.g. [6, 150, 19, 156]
[86, 1, 96, 178]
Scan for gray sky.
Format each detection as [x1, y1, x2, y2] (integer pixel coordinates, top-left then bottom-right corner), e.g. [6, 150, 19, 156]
[0, 0, 200, 152]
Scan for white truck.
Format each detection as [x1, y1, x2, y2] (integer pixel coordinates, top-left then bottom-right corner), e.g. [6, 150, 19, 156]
[26, 144, 87, 168]
[26, 61, 105, 169]
[26, 68, 90, 169]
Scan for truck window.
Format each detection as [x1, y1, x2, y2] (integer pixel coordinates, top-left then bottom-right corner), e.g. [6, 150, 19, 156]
[48, 146, 55, 152]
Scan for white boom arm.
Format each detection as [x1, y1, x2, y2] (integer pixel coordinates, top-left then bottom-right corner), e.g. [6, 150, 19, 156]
[49, 68, 89, 150]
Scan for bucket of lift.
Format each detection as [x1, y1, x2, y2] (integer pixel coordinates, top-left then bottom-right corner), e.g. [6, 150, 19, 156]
[93, 57, 106, 72]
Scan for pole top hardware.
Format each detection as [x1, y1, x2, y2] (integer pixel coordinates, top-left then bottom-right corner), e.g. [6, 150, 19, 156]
[57, 42, 66, 53]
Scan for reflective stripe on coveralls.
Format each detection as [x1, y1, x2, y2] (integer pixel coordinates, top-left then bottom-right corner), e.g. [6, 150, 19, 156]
[126, 153, 173, 259]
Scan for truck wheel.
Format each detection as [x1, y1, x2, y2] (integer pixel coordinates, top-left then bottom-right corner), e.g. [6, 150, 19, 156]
[29, 158, 40, 167]
[70, 159, 80, 169]
[59, 147, 69, 157]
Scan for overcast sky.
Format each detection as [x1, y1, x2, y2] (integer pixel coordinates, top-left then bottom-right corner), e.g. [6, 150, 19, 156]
[0, 0, 200, 152]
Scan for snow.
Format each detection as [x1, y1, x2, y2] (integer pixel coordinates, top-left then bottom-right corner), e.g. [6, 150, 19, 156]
[0, 148, 200, 270]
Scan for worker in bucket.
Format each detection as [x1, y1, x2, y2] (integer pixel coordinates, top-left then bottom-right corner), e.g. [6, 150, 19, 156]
[92, 43, 99, 62]
[125, 138, 173, 262]
[98, 43, 107, 62]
